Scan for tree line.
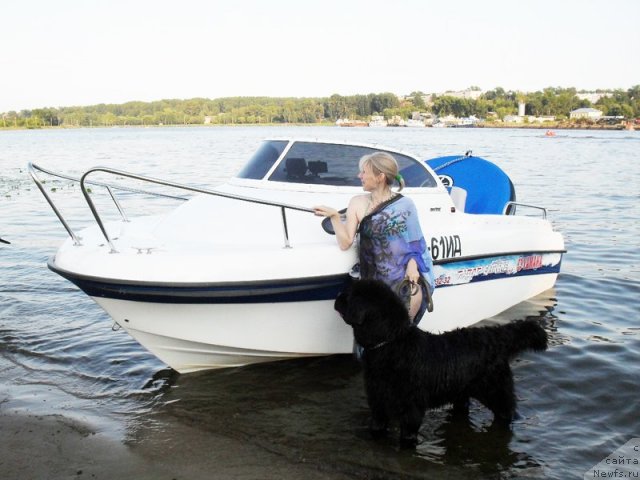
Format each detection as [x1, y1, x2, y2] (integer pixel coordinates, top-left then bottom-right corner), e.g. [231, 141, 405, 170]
[2, 87, 638, 129]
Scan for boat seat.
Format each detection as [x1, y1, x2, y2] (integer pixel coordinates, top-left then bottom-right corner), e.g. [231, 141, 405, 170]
[308, 160, 328, 176]
[286, 157, 308, 179]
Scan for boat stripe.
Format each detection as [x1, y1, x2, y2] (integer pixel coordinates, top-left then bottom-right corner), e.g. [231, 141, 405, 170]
[49, 252, 563, 303]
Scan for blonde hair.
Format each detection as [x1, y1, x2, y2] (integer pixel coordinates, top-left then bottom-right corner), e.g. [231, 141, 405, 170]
[359, 152, 405, 191]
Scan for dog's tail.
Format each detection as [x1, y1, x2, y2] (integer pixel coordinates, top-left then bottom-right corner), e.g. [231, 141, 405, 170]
[496, 319, 548, 358]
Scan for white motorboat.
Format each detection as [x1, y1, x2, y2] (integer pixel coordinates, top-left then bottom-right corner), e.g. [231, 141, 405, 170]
[368, 116, 388, 128]
[30, 140, 564, 373]
[405, 119, 426, 128]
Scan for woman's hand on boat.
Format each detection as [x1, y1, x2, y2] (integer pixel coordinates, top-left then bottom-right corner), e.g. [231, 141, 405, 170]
[313, 205, 339, 218]
[314, 204, 357, 250]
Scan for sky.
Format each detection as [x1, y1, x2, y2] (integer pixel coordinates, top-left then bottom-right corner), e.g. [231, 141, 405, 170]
[1, 0, 638, 113]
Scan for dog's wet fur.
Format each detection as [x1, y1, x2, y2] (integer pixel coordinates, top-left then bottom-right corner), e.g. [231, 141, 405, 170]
[334, 279, 548, 447]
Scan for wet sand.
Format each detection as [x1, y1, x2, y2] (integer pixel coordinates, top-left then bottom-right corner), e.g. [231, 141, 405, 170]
[0, 412, 155, 479]
[0, 408, 360, 480]
[0, 356, 360, 480]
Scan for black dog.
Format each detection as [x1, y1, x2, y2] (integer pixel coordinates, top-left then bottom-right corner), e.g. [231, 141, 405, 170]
[334, 279, 548, 446]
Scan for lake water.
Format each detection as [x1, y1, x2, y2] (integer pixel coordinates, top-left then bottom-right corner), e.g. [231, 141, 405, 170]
[1, 126, 639, 479]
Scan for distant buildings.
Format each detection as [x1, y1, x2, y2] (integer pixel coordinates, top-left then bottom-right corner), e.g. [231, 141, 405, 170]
[503, 115, 524, 124]
[414, 88, 483, 106]
[503, 111, 556, 124]
[387, 90, 617, 127]
[432, 114, 480, 128]
[569, 108, 603, 120]
[529, 115, 556, 123]
[576, 93, 610, 103]
[441, 89, 484, 100]
[501, 101, 557, 124]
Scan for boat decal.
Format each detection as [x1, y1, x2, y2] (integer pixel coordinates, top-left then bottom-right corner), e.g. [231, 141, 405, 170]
[433, 252, 562, 287]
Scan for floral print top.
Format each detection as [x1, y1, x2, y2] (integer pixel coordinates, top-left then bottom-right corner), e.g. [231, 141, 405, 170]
[358, 194, 434, 322]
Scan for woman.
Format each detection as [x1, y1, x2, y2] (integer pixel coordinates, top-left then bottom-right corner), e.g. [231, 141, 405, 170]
[313, 151, 434, 323]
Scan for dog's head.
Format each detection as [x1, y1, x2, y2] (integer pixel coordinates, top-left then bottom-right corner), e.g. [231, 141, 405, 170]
[335, 279, 411, 348]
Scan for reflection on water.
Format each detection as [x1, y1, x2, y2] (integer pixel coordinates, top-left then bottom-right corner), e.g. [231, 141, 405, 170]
[135, 355, 529, 479]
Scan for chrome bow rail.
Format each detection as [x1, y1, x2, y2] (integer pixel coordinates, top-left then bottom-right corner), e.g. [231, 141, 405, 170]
[502, 201, 547, 219]
[28, 163, 314, 253]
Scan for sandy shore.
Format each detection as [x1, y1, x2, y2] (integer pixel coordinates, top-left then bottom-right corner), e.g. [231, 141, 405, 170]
[0, 408, 362, 480]
[0, 355, 357, 480]
[0, 412, 155, 479]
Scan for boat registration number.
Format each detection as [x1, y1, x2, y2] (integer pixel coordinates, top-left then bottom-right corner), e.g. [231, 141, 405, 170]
[430, 235, 462, 260]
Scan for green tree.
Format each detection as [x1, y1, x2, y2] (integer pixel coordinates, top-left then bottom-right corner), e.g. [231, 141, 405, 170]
[409, 91, 426, 110]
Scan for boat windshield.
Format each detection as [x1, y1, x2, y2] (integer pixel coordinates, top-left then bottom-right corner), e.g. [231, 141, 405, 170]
[262, 141, 437, 187]
[236, 140, 289, 179]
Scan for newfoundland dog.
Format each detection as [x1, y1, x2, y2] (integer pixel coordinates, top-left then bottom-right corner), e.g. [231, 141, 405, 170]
[334, 279, 548, 446]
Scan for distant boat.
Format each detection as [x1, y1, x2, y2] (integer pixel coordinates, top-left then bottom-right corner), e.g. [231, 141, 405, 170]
[335, 119, 368, 127]
[453, 116, 480, 128]
[0, 237, 10, 244]
[387, 116, 406, 127]
[406, 119, 426, 128]
[368, 116, 388, 128]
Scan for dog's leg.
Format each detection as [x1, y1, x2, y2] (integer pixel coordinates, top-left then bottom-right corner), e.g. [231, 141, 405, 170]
[399, 404, 425, 448]
[452, 397, 470, 417]
[474, 364, 517, 425]
[399, 428, 420, 448]
[366, 381, 390, 438]
[367, 375, 403, 439]
[368, 408, 389, 438]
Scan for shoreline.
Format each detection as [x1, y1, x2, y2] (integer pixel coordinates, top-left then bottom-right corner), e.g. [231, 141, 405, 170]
[476, 122, 635, 131]
[0, 122, 635, 132]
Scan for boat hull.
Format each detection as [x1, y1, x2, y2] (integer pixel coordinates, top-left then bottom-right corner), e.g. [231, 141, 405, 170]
[96, 297, 353, 373]
[84, 261, 559, 373]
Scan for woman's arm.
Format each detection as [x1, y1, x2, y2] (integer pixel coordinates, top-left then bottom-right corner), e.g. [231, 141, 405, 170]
[313, 196, 363, 250]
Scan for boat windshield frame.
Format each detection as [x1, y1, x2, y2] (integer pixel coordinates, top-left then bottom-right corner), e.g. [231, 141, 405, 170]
[235, 140, 438, 188]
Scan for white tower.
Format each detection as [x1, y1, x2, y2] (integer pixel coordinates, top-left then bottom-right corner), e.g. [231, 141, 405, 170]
[518, 102, 526, 116]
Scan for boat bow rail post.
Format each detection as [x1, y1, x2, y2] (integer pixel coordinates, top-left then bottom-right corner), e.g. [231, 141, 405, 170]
[502, 201, 547, 219]
[28, 162, 83, 246]
[29, 162, 189, 248]
[29, 163, 315, 253]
